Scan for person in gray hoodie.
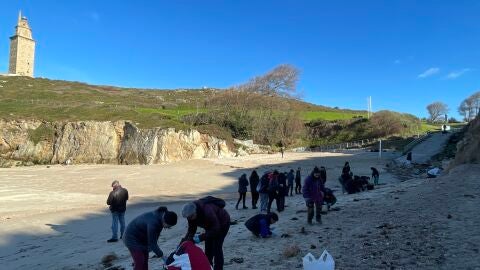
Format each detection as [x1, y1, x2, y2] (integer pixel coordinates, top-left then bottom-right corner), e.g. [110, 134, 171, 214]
[123, 207, 178, 270]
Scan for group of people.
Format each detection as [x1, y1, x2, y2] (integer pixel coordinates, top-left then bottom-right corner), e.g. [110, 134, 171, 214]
[338, 162, 380, 194]
[235, 166, 330, 225]
[235, 167, 305, 211]
[107, 181, 230, 270]
[105, 162, 379, 270]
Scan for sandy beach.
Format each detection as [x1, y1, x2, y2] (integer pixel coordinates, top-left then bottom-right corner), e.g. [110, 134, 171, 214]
[1, 149, 478, 269]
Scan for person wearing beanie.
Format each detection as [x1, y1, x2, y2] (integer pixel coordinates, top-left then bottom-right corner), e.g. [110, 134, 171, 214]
[106, 180, 129, 242]
[181, 196, 230, 270]
[302, 167, 325, 225]
[123, 207, 178, 270]
[244, 212, 279, 238]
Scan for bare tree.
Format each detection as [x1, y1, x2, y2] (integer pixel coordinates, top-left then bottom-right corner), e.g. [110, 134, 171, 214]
[458, 91, 480, 121]
[235, 64, 300, 98]
[426, 102, 449, 122]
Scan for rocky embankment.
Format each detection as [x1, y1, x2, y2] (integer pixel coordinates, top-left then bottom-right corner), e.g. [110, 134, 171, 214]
[0, 120, 236, 166]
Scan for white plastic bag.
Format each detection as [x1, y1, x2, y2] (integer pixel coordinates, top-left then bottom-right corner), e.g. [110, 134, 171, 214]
[303, 250, 335, 270]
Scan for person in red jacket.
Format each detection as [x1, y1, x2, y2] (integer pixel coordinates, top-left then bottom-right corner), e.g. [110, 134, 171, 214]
[181, 196, 230, 270]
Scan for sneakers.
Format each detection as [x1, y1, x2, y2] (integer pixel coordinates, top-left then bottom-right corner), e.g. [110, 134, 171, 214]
[107, 238, 118, 243]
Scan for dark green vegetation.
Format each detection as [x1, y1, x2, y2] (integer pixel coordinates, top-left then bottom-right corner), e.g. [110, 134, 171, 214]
[0, 72, 439, 148]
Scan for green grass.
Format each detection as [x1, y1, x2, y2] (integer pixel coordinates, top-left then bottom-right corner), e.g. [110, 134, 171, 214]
[300, 111, 367, 121]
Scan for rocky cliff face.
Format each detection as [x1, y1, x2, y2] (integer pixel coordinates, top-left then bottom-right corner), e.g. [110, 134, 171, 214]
[0, 120, 235, 166]
[453, 116, 480, 166]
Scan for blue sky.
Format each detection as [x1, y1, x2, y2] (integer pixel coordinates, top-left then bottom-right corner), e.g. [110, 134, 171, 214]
[1, 1, 479, 119]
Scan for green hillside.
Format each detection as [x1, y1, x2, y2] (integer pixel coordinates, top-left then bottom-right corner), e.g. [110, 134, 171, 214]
[0, 76, 366, 129]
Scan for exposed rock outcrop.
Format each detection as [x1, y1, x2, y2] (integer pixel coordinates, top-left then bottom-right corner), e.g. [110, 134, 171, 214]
[452, 116, 480, 166]
[0, 120, 235, 166]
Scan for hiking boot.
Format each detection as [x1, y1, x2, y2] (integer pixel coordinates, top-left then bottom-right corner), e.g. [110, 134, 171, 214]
[107, 238, 118, 243]
[252, 206, 258, 209]
[316, 217, 322, 225]
[242, 206, 248, 209]
[307, 220, 313, 225]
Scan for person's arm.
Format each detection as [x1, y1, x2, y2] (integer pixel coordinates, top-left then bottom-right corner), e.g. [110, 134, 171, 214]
[147, 223, 163, 258]
[107, 191, 113, 205]
[125, 189, 129, 201]
[259, 219, 270, 238]
[183, 219, 197, 241]
[200, 205, 221, 241]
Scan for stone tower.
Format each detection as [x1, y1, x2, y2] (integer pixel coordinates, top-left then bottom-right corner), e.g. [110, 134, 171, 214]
[9, 11, 35, 77]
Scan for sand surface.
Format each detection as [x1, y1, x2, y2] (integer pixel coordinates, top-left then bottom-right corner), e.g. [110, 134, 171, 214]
[0, 143, 478, 269]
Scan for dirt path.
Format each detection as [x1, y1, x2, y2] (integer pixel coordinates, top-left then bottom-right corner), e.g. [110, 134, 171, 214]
[398, 132, 452, 164]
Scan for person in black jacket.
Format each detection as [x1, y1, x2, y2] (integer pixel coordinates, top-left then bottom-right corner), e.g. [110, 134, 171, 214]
[295, 167, 302, 194]
[245, 212, 279, 238]
[249, 170, 260, 209]
[276, 172, 288, 212]
[320, 166, 327, 185]
[123, 207, 177, 270]
[107, 180, 129, 242]
[371, 167, 380, 185]
[236, 174, 249, 210]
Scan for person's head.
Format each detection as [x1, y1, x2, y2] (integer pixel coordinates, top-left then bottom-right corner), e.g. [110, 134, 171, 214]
[157, 207, 178, 228]
[371, 167, 375, 170]
[297, 167, 301, 170]
[320, 166, 326, 171]
[290, 169, 294, 173]
[182, 202, 197, 221]
[273, 170, 279, 175]
[111, 180, 120, 189]
[268, 212, 279, 224]
[312, 167, 321, 178]
[344, 162, 349, 167]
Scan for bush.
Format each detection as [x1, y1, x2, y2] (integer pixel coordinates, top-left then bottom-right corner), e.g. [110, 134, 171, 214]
[27, 123, 55, 145]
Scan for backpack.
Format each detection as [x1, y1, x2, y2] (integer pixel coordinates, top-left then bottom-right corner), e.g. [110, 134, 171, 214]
[198, 196, 226, 208]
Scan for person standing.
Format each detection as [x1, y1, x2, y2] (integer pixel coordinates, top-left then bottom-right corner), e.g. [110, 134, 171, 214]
[181, 196, 230, 270]
[267, 170, 280, 213]
[342, 162, 351, 175]
[320, 166, 327, 185]
[249, 170, 260, 209]
[295, 167, 302, 194]
[371, 167, 380, 185]
[287, 169, 295, 196]
[302, 167, 325, 225]
[123, 207, 178, 270]
[276, 172, 288, 212]
[236, 174, 249, 210]
[107, 180, 129, 242]
[259, 172, 270, 212]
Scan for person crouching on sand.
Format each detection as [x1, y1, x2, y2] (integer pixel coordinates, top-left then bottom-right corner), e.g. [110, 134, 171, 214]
[123, 207, 178, 270]
[245, 212, 279, 238]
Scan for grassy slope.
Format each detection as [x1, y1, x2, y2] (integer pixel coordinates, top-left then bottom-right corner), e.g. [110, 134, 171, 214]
[0, 76, 367, 129]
